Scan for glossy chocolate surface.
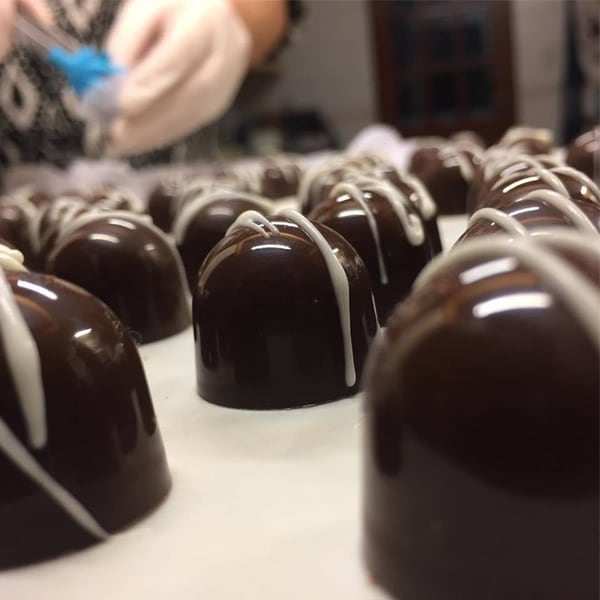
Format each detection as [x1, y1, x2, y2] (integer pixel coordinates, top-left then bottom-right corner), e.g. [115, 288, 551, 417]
[310, 182, 432, 324]
[566, 127, 599, 183]
[409, 145, 471, 214]
[459, 193, 600, 242]
[299, 165, 358, 215]
[467, 154, 561, 214]
[0, 272, 171, 567]
[480, 170, 567, 211]
[47, 214, 191, 343]
[498, 126, 554, 155]
[147, 180, 180, 232]
[176, 195, 271, 290]
[374, 166, 443, 255]
[260, 159, 301, 199]
[363, 238, 599, 600]
[0, 200, 32, 262]
[193, 215, 378, 409]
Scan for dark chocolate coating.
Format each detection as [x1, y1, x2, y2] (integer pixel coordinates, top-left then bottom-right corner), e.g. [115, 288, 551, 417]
[498, 127, 554, 155]
[310, 184, 432, 324]
[363, 240, 599, 600]
[260, 159, 301, 199]
[0, 201, 32, 261]
[409, 146, 471, 214]
[467, 154, 561, 214]
[31, 198, 90, 270]
[193, 216, 378, 409]
[147, 181, 180, 232]
[566, 127, 599, 183]
[481, 171, 565, 211]
[47, 215, 191, 343]
[91, 187, 142, 212]
[459, 194, 600, 242]
[375, 166, 443, 256]
[550, 168, 600, 205]
[0, 272, 171, 567]
[299, 166, 358, 215]
[177, 196, 270, 290]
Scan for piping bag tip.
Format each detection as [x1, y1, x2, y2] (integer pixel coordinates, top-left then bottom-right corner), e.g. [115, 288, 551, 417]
[48, 46, 124, 125]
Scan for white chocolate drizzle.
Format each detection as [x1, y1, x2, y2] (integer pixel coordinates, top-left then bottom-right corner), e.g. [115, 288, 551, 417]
[399, 172, 438, 219]
[499, 126, 553, 148]
[0, 245, 28, 272]
[519, 189, 599, 233]
[492, 160, 570, 196]
[0, 269, 108, 538]
[55, 210, 154, 244]
[280, 209, 356, 387]
[440, 144, 474, 182]
[28, 196, 84, 255]
[549, 166, 600, 203]
[95, 188, 144, 213]
[226, 211, 280, 239]
[483, 154, 544, 183]
[414, 233, 600, 351]
[468, 208, 529, 237]
[173, 190, 273, 244]
[330, 181, 389, 285]
[358, 178, 426, 246]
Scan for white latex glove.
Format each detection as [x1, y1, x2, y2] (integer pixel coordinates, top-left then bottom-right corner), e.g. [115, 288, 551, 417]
[106, 0, 251, 157]
[0, 0, 53, 59]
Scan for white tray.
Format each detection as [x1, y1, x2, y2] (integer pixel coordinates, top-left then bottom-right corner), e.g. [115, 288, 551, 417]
[0, 216, 467, 600]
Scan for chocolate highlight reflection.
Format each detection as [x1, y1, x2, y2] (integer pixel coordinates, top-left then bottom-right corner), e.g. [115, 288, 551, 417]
[173, 190, 273, 291]
[310, 178, 432, 324]
[363, 232, 599, 600]
[193, 210, 378, 409]
[0, 270, 171, 567]
[47, 212, 191, 344]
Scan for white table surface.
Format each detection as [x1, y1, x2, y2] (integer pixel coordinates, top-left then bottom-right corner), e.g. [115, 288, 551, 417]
[0, 216, 468, 600]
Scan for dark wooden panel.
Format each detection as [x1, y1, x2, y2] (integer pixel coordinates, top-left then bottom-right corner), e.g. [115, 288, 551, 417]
[369, 0, 515, 144]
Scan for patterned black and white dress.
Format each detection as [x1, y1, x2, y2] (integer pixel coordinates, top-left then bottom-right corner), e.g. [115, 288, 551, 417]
[0, 0, 211, 170]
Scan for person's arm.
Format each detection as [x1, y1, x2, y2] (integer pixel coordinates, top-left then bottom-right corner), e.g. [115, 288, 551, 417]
[229, 0, 288, 66]
[0, 0, 52, 59]
[105, 0, 294, 156]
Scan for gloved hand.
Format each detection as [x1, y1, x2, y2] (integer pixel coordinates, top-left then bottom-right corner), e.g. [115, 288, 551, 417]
[0, 0, 53, 59]
[105, 0, 251, 157]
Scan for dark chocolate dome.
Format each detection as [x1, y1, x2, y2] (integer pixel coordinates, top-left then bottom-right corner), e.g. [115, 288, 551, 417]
[363, 232, 599, 600]
[409, 144, 474, 214]
[468, 153, 562, 214]
[372, 166, 443, 255]
[497, 126, 554, 155]
[0, 197, 34, 263]
[260, 156, 302, 199]
[0, 270, 171, 567]
[459, 189, 600, 241]
[310, 178, 432, 324]
[566, 126, 599, 183]
[173, 190, 272, 291]
[147, 178, 182, 233]
[193, 210, 378, 409]
[46, 212, 191, 343]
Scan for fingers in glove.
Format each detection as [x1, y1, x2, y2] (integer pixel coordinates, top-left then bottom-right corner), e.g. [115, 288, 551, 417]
[0, 1, 16, 59]
[0, 0, 53, 59]
[107, 45, 245, 157]
[18, 0, 53, 25]
[105, 1, 168, 68]
[115, 3, 217, 119]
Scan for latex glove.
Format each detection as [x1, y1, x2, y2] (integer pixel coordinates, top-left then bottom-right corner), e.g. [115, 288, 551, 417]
[0, 0, 53, 59]
[105, 0, 251, 157]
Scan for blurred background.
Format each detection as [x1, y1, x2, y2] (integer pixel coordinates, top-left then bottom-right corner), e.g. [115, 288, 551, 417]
[219, 0, 599, 155]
